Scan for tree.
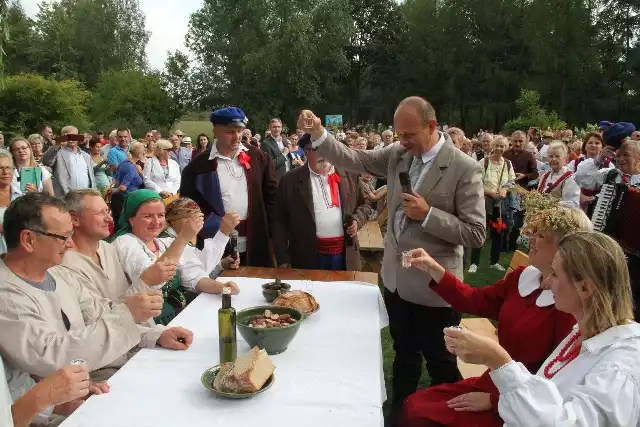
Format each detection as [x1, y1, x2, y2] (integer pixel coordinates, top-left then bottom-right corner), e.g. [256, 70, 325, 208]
[0, 74, 91, 135]
[89, 70, 174, 136]
[32, 0, 150, 87]
[186, 0, 352, 129]
[3, 2, 36, 76]
[502, 89, 567, 134]
[162, 51, 195, 129]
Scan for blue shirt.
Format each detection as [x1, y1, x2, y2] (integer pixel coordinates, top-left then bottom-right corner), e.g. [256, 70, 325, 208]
[169, 147, 192, 172]
[107, 146, 127, 166]
[114, 160, 143, 193]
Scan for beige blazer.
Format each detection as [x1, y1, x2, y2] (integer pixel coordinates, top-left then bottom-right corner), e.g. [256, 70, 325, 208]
[315, 133, 486, 306]
[0, 260, 141, 379]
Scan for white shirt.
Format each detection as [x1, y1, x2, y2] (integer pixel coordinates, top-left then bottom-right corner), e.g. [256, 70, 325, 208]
[143, 157, 181, 194]
[113, 233, 210, 292]
[67, 148, 90, 189]
[208, 143, 249, 253]
[490, 322, 640, 427]
[309, 167, 344, 238]
[163, 228, 230, 275]
[575, 158, 640, 190]
[567, 156, 614, 173]
[0, 357, 12, 427]
[538, 167, 581, 209]
[538, 144, 549, 162]
[12, 166, 52, 192]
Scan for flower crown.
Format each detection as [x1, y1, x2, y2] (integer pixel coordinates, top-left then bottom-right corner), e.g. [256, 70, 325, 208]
[514, 186, 586, 236]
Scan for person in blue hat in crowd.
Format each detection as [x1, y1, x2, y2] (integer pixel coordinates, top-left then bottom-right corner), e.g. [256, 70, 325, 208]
[575, 121, 640, 320]
[179, 107, 279, 267]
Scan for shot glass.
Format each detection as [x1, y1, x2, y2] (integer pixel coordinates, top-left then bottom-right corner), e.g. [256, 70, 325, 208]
[306, 281, 314, 294]
[70, 359, 87, 366]
[401, 251, 412, 268]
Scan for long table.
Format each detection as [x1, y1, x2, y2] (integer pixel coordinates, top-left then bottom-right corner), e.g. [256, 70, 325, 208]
[60, 271, 386, 427]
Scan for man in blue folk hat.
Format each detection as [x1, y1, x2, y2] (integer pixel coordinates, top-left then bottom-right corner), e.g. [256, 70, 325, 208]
[179, 107, 279, 267]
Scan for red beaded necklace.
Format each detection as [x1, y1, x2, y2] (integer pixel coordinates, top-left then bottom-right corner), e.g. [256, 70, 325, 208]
[543, 330, 582, 379]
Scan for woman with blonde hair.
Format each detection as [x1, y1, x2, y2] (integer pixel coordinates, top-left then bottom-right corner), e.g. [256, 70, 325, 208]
[446, 127, 465, 149]
[27, 134, 45, 165]
[401, 206, 591, 427]
[537, 141, 580, 208]
[143, 139, 181, 197]
[441, 231, 640, 427]
[8, 137, 54, 196]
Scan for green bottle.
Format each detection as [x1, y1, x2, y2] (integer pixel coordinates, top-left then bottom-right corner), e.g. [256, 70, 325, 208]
[218, 287, 237, 364]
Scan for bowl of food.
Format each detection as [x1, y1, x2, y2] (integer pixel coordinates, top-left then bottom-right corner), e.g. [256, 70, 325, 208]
[272, 290, 320, 318]
[202, 347, 275, 398]
[261, 277, 292, 303]
[236, 306, 303, 355]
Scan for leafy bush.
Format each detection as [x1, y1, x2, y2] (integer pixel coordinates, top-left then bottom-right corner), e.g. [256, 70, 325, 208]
[503, 89, 567, 134]
[0, 74, 91, 135]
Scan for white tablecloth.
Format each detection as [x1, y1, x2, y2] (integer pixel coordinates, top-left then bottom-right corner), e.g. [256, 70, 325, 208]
[60, 278, 388, 427]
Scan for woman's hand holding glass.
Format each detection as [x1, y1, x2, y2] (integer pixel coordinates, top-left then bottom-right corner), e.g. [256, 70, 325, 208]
[178, 213, 204, 242]
[443, 327, 512, 370]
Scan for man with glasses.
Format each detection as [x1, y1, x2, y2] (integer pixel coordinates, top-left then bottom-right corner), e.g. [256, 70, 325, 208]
[0, 193, 166, 386]
[169, 131, 192, 172]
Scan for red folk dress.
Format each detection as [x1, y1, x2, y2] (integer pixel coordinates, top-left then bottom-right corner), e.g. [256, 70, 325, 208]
[401, 266, 575, 427]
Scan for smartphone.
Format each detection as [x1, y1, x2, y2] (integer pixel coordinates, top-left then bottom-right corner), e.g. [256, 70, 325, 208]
[19, 167, 42, 192]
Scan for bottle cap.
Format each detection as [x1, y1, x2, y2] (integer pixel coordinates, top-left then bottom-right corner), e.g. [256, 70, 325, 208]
[222, 286, 231, 295]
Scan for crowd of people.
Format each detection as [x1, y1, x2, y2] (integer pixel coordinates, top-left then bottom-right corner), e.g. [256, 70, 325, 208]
[0, 98, 639, 427]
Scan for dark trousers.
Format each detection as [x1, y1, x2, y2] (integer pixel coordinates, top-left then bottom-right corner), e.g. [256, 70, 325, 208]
[316, 252, 346, 271]
[383, 289, 461, 425]
[470, 206, 503, 265]
[508, 210, 525, 252]
[110, 191, 125, 228]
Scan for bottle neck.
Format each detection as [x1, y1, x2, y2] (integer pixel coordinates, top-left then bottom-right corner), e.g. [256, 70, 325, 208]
[222, 293, 232, 309]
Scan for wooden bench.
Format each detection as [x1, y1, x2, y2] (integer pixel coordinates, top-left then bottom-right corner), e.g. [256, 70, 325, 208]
[457, 250, 529, 379]
[357, 212, 386, 275]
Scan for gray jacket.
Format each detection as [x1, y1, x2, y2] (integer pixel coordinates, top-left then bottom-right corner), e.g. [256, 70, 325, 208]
[43, 145, 96, 196]
[315, 132, 486, 306]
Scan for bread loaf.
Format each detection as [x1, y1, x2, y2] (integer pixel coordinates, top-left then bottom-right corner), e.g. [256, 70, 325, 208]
[272, 290, 319, 315]
[213, 347, 275, 393]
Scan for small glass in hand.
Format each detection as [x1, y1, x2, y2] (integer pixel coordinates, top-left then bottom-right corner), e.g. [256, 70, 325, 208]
[401, 251, 412, 269]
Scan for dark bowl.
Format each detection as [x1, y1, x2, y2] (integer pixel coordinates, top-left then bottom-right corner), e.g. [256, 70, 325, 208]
[236, 305, 303, 355]
[261, 282, 291, 303]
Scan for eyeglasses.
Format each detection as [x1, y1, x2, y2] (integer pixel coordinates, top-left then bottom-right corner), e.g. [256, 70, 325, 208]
[0, 166, 13, 173]
[27, 229, 74, 243]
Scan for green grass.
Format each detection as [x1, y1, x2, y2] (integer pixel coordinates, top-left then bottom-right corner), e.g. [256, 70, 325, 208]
[175, 120, 213, 138]
[380, 244, 514, 402]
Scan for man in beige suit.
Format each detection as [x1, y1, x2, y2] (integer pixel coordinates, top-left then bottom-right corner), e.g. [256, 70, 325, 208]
[298, 97, 486, 425]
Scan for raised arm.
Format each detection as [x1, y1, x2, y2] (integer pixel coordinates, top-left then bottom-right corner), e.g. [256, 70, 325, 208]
[574, 158, 608, 190]
[313, 131, 393, 177]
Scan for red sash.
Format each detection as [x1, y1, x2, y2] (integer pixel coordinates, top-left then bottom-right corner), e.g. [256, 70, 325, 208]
[316, 236, 345, 255]
[538, 170, 573, 194]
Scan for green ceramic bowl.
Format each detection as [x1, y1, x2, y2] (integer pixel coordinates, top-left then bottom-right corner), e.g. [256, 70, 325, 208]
[201, 365, 275, 399]
[236, 305, 303, 355]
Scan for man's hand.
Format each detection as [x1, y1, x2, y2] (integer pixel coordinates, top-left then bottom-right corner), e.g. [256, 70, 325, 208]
[297, 110, 324, 140]
[219, 211, 241, 236]
[178, 213, 204, 242]
[598, 146, 616, 163]
[141, 260, 177, 286]
[346, 220, 358, 237]
[219, 281, 240, 295]
[158, 326, 194, 350]
[221, 255, 240, 270]
[88, 381, 110, 395]
[125, 290, 164, 323]
[402, 190, 430, 221]
[447, 392, 492, 412]
[282, 146, 290, 156]
[515, 173, 525, 181]
[34, 365, 90, 409]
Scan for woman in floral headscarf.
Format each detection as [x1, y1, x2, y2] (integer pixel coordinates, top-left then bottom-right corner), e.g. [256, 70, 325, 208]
[401, 204, 592, 427]
[112, 190, 239, 325]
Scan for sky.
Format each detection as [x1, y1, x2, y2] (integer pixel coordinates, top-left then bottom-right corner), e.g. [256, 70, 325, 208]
[20, 0, 204, 70]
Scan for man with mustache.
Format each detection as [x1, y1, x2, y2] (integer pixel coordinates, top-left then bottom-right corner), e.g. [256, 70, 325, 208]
[272, 134, 372, 271]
